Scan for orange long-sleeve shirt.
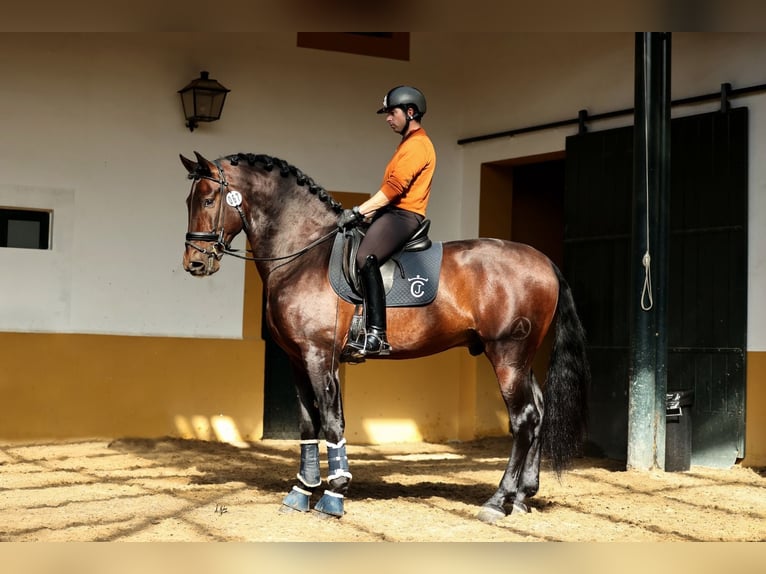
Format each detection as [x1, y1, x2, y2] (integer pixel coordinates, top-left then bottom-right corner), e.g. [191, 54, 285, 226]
[379, 128, 435, 217]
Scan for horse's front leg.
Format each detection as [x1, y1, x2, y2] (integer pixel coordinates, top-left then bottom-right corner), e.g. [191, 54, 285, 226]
[313, 435, 351, 518]
[280, 345, 350, 518]
[281, 362, 323, 513]
[297, 346, 350, 518]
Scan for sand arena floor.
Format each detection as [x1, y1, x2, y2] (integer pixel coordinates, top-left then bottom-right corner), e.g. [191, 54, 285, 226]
[0, 436, 764, 543]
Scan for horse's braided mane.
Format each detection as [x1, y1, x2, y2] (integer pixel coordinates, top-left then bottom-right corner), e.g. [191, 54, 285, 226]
[225, 152, 344, 214]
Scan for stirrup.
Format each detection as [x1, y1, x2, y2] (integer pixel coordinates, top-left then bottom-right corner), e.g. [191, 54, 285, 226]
[363, 330, 391, 356]
[342, 328, 391, 361]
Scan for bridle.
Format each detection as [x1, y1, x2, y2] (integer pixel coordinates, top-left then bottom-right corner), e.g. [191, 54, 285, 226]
[184, 159, 338, 270]
[185, 159, 251, 272]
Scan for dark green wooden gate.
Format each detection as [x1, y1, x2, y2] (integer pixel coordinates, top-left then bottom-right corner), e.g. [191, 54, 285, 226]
[564, 108, 748, 466]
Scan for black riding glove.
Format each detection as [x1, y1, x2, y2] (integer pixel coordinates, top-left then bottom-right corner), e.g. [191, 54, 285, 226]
[338, 206, 364, 230]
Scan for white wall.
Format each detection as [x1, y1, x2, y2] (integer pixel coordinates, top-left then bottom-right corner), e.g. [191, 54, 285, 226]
[1, 33, 765, 349]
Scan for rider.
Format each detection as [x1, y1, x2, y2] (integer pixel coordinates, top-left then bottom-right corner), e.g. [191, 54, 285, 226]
[338, 85, 436, 360]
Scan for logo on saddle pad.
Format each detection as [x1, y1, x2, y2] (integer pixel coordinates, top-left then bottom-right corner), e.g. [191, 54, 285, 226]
[328, 233, 442, 307]
[408, 275, 429, 298]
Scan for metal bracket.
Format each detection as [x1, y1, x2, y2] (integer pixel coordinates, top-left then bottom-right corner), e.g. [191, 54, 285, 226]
[578, 109, 589, 134]
[720, 83, 731, 113]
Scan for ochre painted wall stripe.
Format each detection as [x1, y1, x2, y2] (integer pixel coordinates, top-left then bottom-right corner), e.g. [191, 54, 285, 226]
[0, 332, 266, 442]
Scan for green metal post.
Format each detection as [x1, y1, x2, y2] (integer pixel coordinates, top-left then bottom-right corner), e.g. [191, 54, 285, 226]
[628, 32, 671, 470]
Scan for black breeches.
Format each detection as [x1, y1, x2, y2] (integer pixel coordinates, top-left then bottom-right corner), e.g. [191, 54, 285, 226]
[355, 208, 423, 269]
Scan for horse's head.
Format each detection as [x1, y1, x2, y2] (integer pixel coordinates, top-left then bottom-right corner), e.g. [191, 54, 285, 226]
[180, 152, 246, 276]
[181, 151, 346, 277]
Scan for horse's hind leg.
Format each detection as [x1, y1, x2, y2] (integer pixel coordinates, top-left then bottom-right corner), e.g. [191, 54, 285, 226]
[510, 371, 544, 514]
[478, 344, 544, 524]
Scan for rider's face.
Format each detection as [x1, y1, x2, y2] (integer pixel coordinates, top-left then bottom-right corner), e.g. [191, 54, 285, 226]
[385, 107, 410, 134]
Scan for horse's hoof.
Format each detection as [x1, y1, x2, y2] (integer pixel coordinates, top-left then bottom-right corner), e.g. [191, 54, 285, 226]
[477, 505, 506, 524]
[281, 486, 312, 512]
[279, 504, 304, 514]
[313, 491, 345, 518]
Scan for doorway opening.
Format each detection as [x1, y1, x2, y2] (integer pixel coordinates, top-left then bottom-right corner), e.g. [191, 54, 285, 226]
[480, 152, 565, 262]
[479, 151, 566, 380]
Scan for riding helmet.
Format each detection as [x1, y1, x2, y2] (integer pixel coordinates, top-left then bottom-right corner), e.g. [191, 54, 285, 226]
[377, 86, 427, 118]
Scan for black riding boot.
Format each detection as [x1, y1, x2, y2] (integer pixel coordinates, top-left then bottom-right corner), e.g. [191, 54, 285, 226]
[344, 255, 391, 360]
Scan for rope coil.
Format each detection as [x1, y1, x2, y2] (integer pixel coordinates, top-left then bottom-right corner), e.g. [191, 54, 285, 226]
[641, 251, 653, 311]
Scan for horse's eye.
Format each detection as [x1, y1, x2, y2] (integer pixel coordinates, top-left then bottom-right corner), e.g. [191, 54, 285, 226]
[203, 198, 216, 208]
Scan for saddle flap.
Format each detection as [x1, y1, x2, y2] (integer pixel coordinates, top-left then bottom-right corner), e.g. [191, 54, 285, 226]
[341, 230, 363, 292]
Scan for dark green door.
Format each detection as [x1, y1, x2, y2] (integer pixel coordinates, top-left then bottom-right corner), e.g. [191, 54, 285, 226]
[564, 108, 747, 466]
[565, 125, 634, 460]
[666, 108, 747, 467]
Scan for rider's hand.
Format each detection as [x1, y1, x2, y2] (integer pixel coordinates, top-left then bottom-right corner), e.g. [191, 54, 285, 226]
[338, 206, 364, 230]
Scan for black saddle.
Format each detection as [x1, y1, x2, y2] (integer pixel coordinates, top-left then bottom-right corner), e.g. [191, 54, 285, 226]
[328, 219, 442, 307]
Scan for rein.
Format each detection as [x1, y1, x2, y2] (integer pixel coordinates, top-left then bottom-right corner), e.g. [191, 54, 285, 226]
[185, 160, 338, 266]
[223, 230, 338, 263]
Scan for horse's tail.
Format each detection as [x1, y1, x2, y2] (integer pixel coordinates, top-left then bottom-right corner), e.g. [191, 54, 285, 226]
[541, 263, 590, 475]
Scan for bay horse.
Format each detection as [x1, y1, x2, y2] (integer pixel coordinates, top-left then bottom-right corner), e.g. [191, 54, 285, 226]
[180, 151, 590, 523]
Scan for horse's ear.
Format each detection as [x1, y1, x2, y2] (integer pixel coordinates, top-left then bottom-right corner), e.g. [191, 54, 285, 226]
[193, 151, 214, 177]
[179, 154, 197, 174]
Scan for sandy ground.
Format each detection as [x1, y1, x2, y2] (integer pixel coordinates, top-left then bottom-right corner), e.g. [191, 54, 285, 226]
[0, 436, 764, 543]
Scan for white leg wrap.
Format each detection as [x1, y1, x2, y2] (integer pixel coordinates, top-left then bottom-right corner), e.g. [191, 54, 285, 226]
[326, 438, 351, 482]
[291, 485, 312, 496]
[321, 490, 344, 499]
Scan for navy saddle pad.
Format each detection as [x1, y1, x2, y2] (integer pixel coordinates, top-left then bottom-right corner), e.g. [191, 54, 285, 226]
[327, 233, 442, 307]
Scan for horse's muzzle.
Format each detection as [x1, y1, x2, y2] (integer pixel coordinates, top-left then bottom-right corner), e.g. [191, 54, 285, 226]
[183, 246, 221, 276]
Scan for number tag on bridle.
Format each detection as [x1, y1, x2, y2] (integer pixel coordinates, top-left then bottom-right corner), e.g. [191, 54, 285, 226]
[226, 190, 243, 207]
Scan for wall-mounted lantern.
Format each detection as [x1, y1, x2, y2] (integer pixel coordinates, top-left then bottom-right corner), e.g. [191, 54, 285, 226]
[178, 71, 230, 132]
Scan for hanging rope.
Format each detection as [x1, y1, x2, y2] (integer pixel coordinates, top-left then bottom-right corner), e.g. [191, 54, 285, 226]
[640, 42, 654, 312]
